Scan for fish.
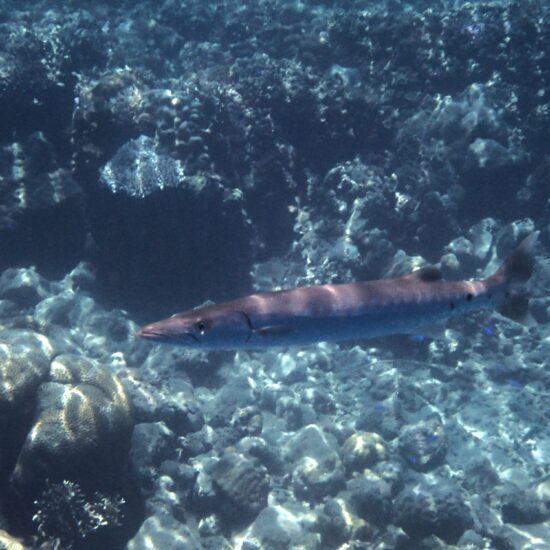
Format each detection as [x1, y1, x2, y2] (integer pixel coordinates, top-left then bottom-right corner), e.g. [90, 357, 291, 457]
[138, 231, 539, 350]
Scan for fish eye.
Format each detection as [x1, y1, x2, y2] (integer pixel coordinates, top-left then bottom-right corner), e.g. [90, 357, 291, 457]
[196, 321, 207, 334]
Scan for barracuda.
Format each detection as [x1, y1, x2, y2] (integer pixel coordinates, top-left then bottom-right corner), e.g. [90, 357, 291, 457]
[138, 232, 539, 350]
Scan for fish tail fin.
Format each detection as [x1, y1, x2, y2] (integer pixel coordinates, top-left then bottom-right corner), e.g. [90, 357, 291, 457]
[492, 231, 539, 321]
[496, 230, 540, 284]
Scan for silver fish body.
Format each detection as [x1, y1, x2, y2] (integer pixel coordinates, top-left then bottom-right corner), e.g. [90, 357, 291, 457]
[138, 232, 539, 350]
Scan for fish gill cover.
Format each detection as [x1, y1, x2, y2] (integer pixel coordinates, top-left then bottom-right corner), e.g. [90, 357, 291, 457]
[0, 0, 547, 548]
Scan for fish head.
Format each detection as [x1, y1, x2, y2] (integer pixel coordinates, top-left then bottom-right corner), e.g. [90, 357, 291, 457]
[138, 305, 252, 349]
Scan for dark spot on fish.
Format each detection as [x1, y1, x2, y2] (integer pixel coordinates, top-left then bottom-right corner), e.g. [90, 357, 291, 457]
[466, 293, 473, 301]
[449, 301, 455, 310]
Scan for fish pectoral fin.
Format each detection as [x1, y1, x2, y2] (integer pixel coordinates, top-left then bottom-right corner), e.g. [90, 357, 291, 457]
[193, 300, 216, 309]
[255, 325, 294, 337]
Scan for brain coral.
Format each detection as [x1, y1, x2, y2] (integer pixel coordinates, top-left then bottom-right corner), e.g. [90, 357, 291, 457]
[10, 353, 134, 500]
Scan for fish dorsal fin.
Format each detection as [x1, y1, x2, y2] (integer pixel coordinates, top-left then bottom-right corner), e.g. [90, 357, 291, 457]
[193, 300, 216, 310]
[408, 265, 443, 282]
[171, 299, 216, 317]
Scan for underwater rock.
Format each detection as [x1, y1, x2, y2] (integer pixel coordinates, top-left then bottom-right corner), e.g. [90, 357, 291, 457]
[317, 497, 372, 547]
[211, 452, 270, 525]
[398, 417, 448, 472]
[148, 474, 183, 518]
[0, 299, 18, 322]
[10, 354, 133, 500]
[121, 377, 163, 424]
[468, 218, 496, 262]
[457, 529, 487, 548]
[466, 137, 519, 171]
[291, 160, 398, 287]
[158, 460, 197, 499]
[275, 395, 314, 431]
[500, 486, 550, 524]
[206, 377, 258, 428]
[236, 436, 285, 475]
[341, 431, 388, 474]
[495, 218, 536, 261]
[301, 387, 336, 415]
[0, 267, 51, 308]
[394, 480, 473, 544]
[63, 261, 96, 292]
[127, 513, 202, 550]
[373, 525, 411, 549]
[246, 505, 318, 550]
[285, 425, 345, 501]
[285, 424, 340, 464]
[34, 289, 76, 328]
[130, 422, 177, 487]
[462, 456, 500, 494]
[230, 405, 263, 438]
[347, 473, 392, 526]
[177, 424, 215, 460]
[356, 396, 403, 441]
[373, 461, 406, 497]
[291, 454, 345, 503]
[272, 354, 309, 384]
[190, 468, 218, 515]
[259, 381, 291, 412]
[157, 395, 205, 436]
[445, 236, 476, 271]
[80, 309, 135, 347]
[197, 513, 223, 537]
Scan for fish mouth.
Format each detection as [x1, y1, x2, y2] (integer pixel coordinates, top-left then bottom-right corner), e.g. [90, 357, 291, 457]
[136, 326, 165, 340]
[137, 326, 199, 344]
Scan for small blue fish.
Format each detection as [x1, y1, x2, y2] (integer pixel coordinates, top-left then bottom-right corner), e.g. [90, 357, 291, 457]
[507, 378, 523, 389]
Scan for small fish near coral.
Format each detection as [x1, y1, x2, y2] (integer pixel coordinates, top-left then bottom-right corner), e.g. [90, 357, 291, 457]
[138, 232, 539, 350]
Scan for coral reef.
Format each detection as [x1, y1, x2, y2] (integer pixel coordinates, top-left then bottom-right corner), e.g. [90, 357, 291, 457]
[0, 0, 547, 548]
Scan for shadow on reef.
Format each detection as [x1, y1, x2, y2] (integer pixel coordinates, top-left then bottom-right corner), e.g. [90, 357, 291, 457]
[85, 182, 253, 322]
[0, 200, 86, 281]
